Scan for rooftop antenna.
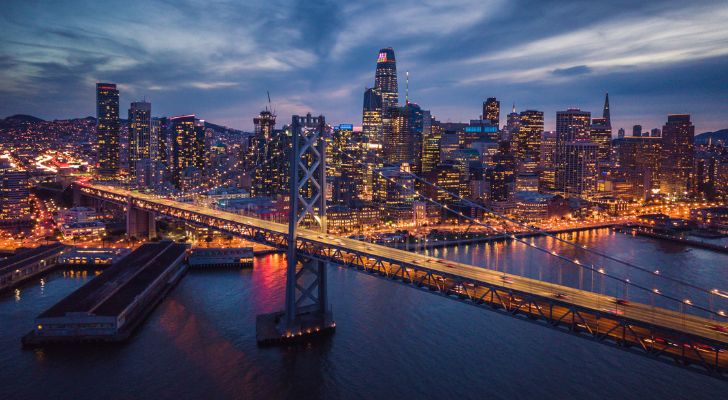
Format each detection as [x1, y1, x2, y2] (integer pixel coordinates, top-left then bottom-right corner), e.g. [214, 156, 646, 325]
[405, 71, 409, 104]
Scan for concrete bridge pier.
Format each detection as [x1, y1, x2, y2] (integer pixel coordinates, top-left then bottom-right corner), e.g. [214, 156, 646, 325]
[126, 198, 156, 240]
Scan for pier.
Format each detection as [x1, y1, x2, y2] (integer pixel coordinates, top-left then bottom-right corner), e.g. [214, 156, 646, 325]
[22, 241, 188, 346]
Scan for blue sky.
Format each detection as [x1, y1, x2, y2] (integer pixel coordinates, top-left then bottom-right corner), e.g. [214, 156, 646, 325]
[1, 0, 727, 133]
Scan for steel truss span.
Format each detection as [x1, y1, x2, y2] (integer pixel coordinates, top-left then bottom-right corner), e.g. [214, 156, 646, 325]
[77, 183, 728, 378]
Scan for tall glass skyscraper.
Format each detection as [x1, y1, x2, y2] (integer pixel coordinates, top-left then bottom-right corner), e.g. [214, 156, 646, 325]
[96, 83, 120, 176]
[362, 88, 382, 147]
[128, 101, 152, 176]
[374, 47, 398, 111]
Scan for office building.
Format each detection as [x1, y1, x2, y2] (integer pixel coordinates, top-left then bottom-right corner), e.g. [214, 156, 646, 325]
[590, 117, 612, 165]
[421, 114, 440, 174]
[96, 83, 120, 176]
[660, 114, 695, 196]
[375, 47, 398, 111]
[170, 115, 205, 189]
[513, 109, 543, 174]
[483, 97, 500, 126]
[128, 101, 152, 176]
[0, 156, 31, 224]
[555, 108, 593, 197]
[250, 110, 290, 198]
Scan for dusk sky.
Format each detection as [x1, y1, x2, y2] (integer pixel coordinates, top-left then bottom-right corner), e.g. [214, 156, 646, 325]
[1, 0, 727, 133]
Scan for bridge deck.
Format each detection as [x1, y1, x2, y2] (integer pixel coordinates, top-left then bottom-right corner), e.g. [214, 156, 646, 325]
[79, 183, 728, 375]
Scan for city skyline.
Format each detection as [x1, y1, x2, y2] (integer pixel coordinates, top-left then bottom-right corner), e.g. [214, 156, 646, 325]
[1, 0, 727, 133]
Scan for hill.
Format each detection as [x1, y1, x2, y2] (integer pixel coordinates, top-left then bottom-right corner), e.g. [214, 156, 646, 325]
[695, 129, 728, 144]
[4, 114, 45, 123]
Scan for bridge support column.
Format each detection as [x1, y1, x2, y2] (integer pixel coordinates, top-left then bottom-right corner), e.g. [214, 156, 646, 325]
[257, 113, 334, 345]
[126, 198, 156, 240]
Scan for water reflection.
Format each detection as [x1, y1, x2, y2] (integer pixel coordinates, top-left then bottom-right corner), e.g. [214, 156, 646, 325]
[424, 228, 728, 317]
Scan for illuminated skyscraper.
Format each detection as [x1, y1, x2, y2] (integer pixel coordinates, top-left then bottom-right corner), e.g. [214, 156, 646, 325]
[616, 136, 661, 199]
[562, 141, 599, 198]
[421, 115, 441, 174]
[483, 97, 500, 126]
[538, 131, 558, 193]
[505, 103, 520, 140]
[170, 115, 205, 189]
[555, 109, 593, 197]
[251, 110, 289, 198]
[128, 101, 151, 176]
[362, 87, 383, 152]
[96, 83, 120, 176]
[488, 141, 516, 204]
[513, 109, 543, 174]
[0, 156, 31, 224]
[660, 114, 695, 196]
[374, 47, 398, 111]
[556, 109, 591, 142]
[382, 102, 425, 173]
[590, 117, 612, 165]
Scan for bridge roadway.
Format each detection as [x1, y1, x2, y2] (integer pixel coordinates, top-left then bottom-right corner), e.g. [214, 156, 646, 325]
[78, 183, 728, 376]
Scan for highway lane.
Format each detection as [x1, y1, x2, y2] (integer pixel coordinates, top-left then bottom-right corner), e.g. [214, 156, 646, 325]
[82, 184, 728, 348]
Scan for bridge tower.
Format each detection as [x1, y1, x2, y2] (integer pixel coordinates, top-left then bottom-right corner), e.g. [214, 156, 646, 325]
[257, 113, 335, 344]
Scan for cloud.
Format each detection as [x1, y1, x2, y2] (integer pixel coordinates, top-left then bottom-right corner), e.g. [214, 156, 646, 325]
[0, 0, 727, 133]
[552, 65, 592, 77]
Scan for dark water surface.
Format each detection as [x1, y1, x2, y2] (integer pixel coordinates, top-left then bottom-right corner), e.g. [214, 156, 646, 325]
[2, 230, 728, 399]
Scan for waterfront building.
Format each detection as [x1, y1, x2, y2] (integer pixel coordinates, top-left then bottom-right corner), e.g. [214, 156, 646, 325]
[60, 221, 106, 240]
[615, 136, 662, 199]
[96, 83, 120, 176]
[514, 191, 554, 222]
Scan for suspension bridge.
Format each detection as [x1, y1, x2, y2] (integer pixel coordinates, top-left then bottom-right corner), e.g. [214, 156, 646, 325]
[74, 114, 728, 378]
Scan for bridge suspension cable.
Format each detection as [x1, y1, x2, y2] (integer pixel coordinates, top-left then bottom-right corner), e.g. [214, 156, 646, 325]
[330, 143, 727, 319]
[348, 145, 727, 297]
[183, 131, 286, 195]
